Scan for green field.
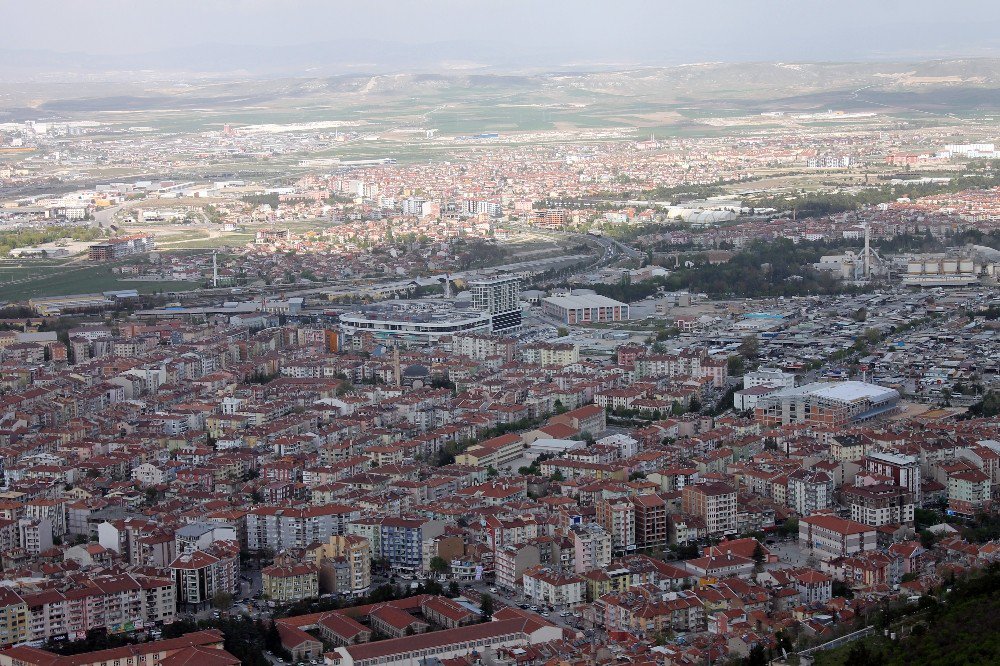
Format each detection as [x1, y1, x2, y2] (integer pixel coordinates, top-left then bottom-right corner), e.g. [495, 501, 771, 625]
[0, 261, 200, 302]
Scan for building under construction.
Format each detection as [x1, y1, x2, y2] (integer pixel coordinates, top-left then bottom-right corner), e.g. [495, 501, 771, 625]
[755, 381, 900, 427]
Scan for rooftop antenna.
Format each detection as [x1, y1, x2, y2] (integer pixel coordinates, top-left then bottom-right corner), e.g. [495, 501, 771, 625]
[393, 344, 402, 388]
[863, 221, 872, 280]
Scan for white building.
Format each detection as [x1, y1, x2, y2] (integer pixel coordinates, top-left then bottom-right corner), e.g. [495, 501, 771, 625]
[786, 469, 834, 516]
[521, 566, 586, 607]
[470, 276, 522, 333]
[744, 367, 795, 390]
[541, 294, 629, 324]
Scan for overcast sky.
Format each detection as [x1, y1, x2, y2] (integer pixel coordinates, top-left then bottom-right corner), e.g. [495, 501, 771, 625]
[2, 0, 998, 69]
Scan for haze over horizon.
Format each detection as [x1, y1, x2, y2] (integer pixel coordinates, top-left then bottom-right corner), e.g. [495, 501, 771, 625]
[2, 0, 999, 79]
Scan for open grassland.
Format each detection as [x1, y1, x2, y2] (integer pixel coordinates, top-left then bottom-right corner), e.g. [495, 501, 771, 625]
[0, 260, 199, 302]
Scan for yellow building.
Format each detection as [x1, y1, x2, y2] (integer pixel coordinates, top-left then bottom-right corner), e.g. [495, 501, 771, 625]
[309, 535, 372, 596]
[262, 563, 319, 603]
[455, 433, 524, 469]
[0, 588, 29, 648]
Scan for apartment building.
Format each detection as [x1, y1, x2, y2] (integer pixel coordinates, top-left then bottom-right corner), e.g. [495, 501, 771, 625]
[170, 545, 239, 608]
[947, 468, 992, 516]
[246, 504, 361, 553]
[596, 498, 636, 554]
[863, 451, 922, 504]
[520, 342, 580, 367]
[630, 493, 668, 550]
[311, 534, 372, 597]
[262, 563, 319, 603]
[494, 543, 541, 592]
[682, 482, 738, 537]
[798, 514, 877, 562]
[0, 588, 28, 648]
[786, 469, 834, 516]
[0, 574, 175, 644]
[521, 566, 586, 607]
[841, 484, 915, 526]
[571, 525, 612, 574]
[451, 333, 516, 362]
[379, 518, 446, 572]
[24, 499, 67, 538]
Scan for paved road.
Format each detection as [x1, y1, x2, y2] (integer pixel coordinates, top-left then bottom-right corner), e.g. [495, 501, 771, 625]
[464, 580, 584, 631]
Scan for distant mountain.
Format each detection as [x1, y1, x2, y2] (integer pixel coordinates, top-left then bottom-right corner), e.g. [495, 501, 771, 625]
[1, 31, 998, 82]
[2, 59, 999, 122]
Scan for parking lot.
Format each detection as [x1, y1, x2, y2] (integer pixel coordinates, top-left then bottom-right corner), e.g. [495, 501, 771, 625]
[764, 537, 814, 569]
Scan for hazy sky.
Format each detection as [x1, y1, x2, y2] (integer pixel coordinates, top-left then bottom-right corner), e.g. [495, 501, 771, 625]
[2, 0, 999, 68]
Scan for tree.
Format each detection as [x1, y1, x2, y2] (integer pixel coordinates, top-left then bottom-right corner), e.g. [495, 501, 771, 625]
[486, 465, 499, 478]
[744, 644, 768, 666]
[751, 542, 766, 569]
[844, 641, 882, 666]
[212, 591, 233, 610]
[920, 529, 937, 549]
[966, 389, 1000, 418]
[778, 517, 799, 539]
[832, 579, 855, 599]
[448, 580, 460, 597]
[775, 630, 794, 655]
[738, 335, 760, 360]
[479, 593, 494, 621]
[429, 556, 450, 576]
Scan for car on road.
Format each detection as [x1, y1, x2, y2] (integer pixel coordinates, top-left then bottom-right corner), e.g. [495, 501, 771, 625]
[489, 587, 498, 594]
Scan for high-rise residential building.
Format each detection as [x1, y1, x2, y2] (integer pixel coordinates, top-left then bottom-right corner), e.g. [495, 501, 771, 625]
[378, 518, 447, 573]
[470, 276, 522, 333]
[682, 482, 738, 537]
[262, 563, 319, 603]
[630, 493, 668, 550]
[863, 451, 922, 504]
[596, 498, 635, 554]
[571, 524, 612, 573]
[169, 542, 240, 608]
[310, 534, 372, 597]
[786, 469, 834, 516]
[246, 505, 360, 553]
[841, 484, 915, 526]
